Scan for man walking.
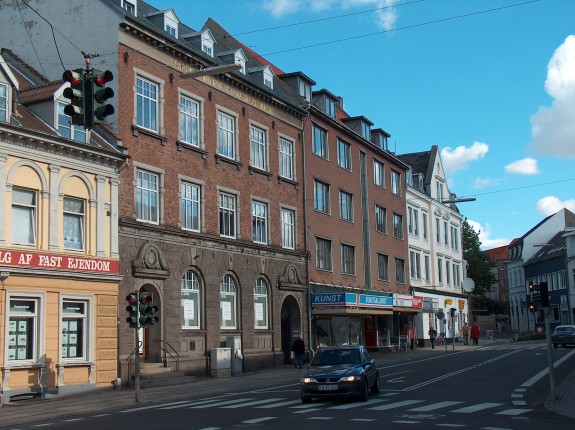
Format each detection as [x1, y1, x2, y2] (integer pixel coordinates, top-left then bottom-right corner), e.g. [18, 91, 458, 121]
[470, 322, 481, 346]
[291, 335, 305, 369]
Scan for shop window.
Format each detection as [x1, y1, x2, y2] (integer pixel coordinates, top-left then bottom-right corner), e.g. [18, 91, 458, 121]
[8, 298, 39, 362]
[181, 270, 201, 329]
[61, 300, 87, 360]
[220, 275, 237, 329]
[254, 279, 269, 329]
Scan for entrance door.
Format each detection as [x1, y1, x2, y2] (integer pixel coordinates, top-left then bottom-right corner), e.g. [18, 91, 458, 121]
[280, 296, 301, 364]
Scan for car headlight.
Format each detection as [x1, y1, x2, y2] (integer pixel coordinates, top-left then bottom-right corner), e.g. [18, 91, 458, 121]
[339, 375, 361, 382]
[301, 377, 317, 384]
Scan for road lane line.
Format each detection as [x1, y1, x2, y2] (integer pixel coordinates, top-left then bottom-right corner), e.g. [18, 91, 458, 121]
[242, 417, 276, 424]
[221, 398, 284, 408]
[189, 398, 255, 408]
[521, 349, 575, 387]
[327, 398, 388, 409]
[256, 399, 301, 408]
[407, 401, 463, 411]
[368, 400, 424, 410]
[496, 408, 533, 415]
[450, 402, 503, 413]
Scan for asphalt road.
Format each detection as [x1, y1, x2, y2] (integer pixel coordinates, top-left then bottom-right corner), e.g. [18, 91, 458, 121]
[2, 342, 574, 430]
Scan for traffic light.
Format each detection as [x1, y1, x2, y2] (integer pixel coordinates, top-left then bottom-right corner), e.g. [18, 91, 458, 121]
[62, 69, 86, 126]
[450, 307, 456, 317]
[528, 280, 534, 293]
[126, 293, 139, 328]
[90, 69, 114, 126]
[528, 302, 539, 312]
[138, 293, 159, 327]
[540, 282, 549, 307]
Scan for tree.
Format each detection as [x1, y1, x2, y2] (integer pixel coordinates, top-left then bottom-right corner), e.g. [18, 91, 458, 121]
[462, 219, 497, 298]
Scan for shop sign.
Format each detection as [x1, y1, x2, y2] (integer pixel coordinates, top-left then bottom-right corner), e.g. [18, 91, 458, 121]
[358, 294, 393, 309]
[0, 248, 119, 274]
[458, 299, 466, 310]
[311, 292, 356, 306]
[423, 297, 439, 309]
[412, 296, 424, 308]
[393, 293, 413, 307]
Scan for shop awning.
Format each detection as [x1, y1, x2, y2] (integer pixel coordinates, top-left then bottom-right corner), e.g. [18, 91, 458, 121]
[312, 308, 393, 316]
[393, 306, 423, 313]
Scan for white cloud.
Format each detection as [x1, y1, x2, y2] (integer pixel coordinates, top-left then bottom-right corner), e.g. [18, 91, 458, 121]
[467, 219, 511, 250]
[504, 158, 539, 175]
[261, 0, 399, 30]
[473, 177, 498, 189]
[440, 142, 489, 175]
[535, 196, 575, 216]
[530, 35, 575, 158]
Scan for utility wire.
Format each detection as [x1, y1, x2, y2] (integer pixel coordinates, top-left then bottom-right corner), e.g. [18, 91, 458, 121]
[458, 177, 575, 200]
[261, 0, 541, 56]
[17, 0, 46, 77]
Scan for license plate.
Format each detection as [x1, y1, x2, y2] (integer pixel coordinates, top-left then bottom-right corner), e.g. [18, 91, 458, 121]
[318, 384, 338, 391]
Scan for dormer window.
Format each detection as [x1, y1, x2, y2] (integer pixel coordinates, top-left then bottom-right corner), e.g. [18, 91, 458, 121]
[0, 82, 7, 122]
[299, 79, 311, 102]
[220, 49, 247, 75]
[406, 169, 413, 187]
[57, 100, 87, 143]
[165, 23, 176, 37]
[201, 31, 215, 57]
[325, 97, 336, 118]
[122, 0, 136, 15]
[263, 68, 273, 89]
[361, 121, 371, 140]
[248, 65, 275, 90]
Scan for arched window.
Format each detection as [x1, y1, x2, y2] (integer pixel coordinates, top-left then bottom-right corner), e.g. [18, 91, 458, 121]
[254, 278, 268, 329]
[220, 275, 237, 329]
[181, 270, 201, 329]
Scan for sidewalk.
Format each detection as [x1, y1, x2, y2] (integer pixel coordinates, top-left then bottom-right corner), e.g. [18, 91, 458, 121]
[0, 338, 573, 428]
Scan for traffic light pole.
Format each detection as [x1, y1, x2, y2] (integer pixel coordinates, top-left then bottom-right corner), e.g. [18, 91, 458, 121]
[543, 307, 557, 400]
[134, 321, 141, 403]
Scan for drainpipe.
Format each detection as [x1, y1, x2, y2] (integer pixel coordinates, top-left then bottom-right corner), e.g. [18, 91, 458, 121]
[300, 108, 312, 351]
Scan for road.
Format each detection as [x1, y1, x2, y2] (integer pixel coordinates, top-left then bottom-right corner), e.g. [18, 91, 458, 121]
[3, 342, 574, 430]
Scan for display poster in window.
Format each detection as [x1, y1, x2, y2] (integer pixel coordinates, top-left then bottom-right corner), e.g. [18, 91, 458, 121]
[184, 300, 195, 320]
[221, 301, 232, 321]
[255, 302, 264, 321]
[18, 320, 27, 331]
[9, 321, 17, 331]
[17, 347, 27, 360]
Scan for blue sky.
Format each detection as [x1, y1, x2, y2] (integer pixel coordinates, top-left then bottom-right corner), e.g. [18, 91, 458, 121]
[153, 0, 575, 249]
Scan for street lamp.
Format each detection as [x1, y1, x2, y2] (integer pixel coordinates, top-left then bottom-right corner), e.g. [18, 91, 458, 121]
[180, 64, 242, 79]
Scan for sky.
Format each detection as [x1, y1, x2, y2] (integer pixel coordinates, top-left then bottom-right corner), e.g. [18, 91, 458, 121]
[152, 0, 575, 250]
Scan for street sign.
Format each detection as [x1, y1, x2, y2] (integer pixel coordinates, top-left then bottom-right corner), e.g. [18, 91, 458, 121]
[437, 311, 445, 320]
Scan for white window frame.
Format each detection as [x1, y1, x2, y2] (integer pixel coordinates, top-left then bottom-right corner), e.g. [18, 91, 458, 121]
[393, 213, 403, 240]
[217, 110, 236, 160]
[339, 190, 353, 222]
[375, 204, 387, 234]
[252, 200, 268, 244]
[422, 212, 428, 240]
[391, 170, 401, 196]
[337, 138, 351, 170]
[136, 169, 159, 224]
[0, 82, 7, 122]
[180, 181, 201, 232]
[63, 196, 85, 251]
[250, 124, 268, 171]
[220, 275, 237, 329]
[314, 179, 330, 214]
[181, 270, 201, 329]
[7, 295, 42, 363]
[254, 279, 269, 329]
[61, 298, 90, 361]
[219, 191, 237, 238]
[316, 237, 332, 271]
[373, 159, 385, 187]
[325, 98, 336, 117]
[179, 95, 200, 147]
[312, 124, 328, 158]
[281, 208, 296, 250]
[136, 76, 158, 132]
[11, 187, 37, 246]
[57, 101, 87, 143]
[279, 137, 295, 180]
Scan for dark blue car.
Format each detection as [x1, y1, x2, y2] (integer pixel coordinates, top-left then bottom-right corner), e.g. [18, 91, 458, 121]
[299, 345, 380, 403]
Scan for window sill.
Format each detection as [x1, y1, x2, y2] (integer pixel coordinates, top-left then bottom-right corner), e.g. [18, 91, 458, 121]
[278, 176, 299, 189]
[249, 166, 272, 180]
[215, 154, 242, 170]
[131, 125, 168, 145]
[177, 141, 207, 159]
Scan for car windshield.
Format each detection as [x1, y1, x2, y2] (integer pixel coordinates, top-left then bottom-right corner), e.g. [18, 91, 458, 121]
[555, 326, 575, 333]
[314, 349, 361, 366]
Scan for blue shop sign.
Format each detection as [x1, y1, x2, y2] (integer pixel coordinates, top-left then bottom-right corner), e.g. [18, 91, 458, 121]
[311, 292, 357, 306]
[358, 294, 393, 309]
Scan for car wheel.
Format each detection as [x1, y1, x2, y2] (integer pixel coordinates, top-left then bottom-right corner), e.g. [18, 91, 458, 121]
[370, 371, 380, 394]
[359, 377, 369, 402]
[301, 395, 311, 404]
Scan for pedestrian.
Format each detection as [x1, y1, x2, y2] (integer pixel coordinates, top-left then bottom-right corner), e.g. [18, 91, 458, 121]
[428, 327, 437, 349]
[462, 323, 470, 345]
[470, 322, 481, 345]
[291, 335, 305, 369]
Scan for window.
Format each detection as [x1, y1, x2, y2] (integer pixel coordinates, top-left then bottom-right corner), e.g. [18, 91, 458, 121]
[453, 263, 461, 289]
[219, 192, 237, 238]
[312, 124, 328, 158]
[63, 197, 85, 251]
[58, 101, 87, 143]
[202, 44, 213, 57]
[436, 181, 444, 201]
[299, 79, 311, 102]
[316, 237, 332, 271]
[136, 76, 158, 132]
[375, 205, 387, 234]
[339, 190, 353, 222]
[8, 298, 38, 361]
[341, 244, 355, 275]
[122, 0, 135, 14]
[179, 95, 199, 146]
[252, 201, 268, 244]
[250, 125, 267, 171]
[325, 98, 336, 117]
[217, 111, 236, 159]
[165, 23, 176, 37]
[395, 258, 405, 283]
[377, 253, 389, 281]
[254, 279, 268, 329]
[281, 208, 296, 249]
[61, 300, 87, 360]
[264, 77, 273, 88]
[376, 133, 387, 150]
[279, 137, 294, 180]
[410, 251, 421, 280]
[436, 218, 441, 242]
[446, 260, 451, 285]
[12, 188, 36, 246]
[181, 270, 201, 329]
[408, 207, 419, 236]
[424, 255, 430, 282]
[444, 221, 449, 245]
[373, 159, 384, 187]
[0, 82, 7, 122]
[422, 213, 428, 239]
[337, 139, 351, 170]
[136, 169, 159, 223]
[438, 258, 443, 283]
[314, 180, 330, 214]
[361, 122, 370, 140]
[180, 181, 200, 231]
[391, 170, 401, 195]
[451, 226, 459, 250]
[393, 213, 403, 240]
[220, 275, 237, 329]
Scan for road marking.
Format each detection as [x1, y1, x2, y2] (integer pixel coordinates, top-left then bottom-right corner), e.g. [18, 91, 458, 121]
[293, 407, 323, 414]
[521, 349, 575, 387]
[222, 398, 284, 408]
[161, 398, 225, 409]
[63, 418, 84, 422]
[256, 399, 301, 408]
[495, 408, 533, 415]
[450, 402, 503, 413]
[368, 400, 424, 410]
[327, 398, 388, 409]
[189, 398, 255, 408]
[242, 417, 276, 424]
[512, 400, 527, 406]
[290, 403, 323, 409]
[308, 416, 334, 420]
[407, 401, 463, 411]
[350, 418, 378, 422]
[436, 425, 466, 427]
[392, 420, 419, 424]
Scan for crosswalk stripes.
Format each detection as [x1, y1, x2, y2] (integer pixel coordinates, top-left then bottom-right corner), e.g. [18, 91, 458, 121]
[450, 402, 503, 413]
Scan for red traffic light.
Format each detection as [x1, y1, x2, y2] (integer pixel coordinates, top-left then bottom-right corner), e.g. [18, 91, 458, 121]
[139, 293, 152, 304]
[94, 70, 113, 86]
[126, 293, 138, 304]
[63, 69, 83, 85]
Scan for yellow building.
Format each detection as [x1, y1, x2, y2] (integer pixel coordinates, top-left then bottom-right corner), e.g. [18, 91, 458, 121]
[0, 50, 126, 402]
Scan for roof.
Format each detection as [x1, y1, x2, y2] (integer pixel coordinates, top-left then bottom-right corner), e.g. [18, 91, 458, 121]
[525, 231, 566, 265]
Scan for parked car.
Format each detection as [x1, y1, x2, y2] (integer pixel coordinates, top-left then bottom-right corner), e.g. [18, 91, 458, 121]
[551, 325, 575, 348]
[299, 345, 380, 403]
